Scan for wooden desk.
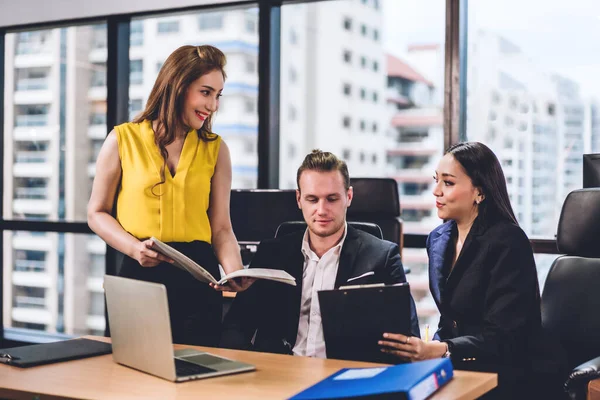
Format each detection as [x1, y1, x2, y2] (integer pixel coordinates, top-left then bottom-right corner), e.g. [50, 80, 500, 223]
[0, 336, 496, 400]
[589, 378, 600, 400]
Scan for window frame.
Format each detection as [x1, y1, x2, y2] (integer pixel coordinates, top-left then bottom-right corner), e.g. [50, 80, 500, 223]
[0, 0, 559, 346]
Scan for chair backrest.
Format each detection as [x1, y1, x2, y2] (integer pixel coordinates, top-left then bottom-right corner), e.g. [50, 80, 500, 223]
[541, 189, 600, 370]
[275, 221, 383, 240]
[347, 178, 403, 249]
[230, 189, 303, 243]
[230, 180, 402, 245]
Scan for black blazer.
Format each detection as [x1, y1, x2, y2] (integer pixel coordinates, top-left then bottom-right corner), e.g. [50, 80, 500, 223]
[220, 225, 420, 356]
[428, 216, 542, 370]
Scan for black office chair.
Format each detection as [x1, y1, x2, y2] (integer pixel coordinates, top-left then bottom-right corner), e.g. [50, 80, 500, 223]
[230, 189, 303, 265]
[230, 189, 303, 242]
[541, 189, 600, 399]
[347, 178, 403, 251]
[275, 221, 383, 239]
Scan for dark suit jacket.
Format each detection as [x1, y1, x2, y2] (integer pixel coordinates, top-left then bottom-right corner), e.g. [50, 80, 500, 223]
[428, 216, 542, 370]
[427, 216, 575, 399]
[220, 225, 420, 356]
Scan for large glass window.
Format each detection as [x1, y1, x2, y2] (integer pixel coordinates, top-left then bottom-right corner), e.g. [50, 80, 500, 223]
[279, 0, 446, 333]
[132, 6, 259, 189]
[4, 231, 106, 336]
[466, 1, 600, 283]
[4, 23, 108, 339]
[4, 24, 107, 223]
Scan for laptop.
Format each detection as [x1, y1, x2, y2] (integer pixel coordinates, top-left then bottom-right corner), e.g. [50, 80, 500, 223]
[318, 282, 412, 364]
[104, 275, 255, 382]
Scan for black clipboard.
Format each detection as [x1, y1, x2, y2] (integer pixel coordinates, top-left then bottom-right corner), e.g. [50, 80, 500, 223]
[0, 338, 112, 368]
[318, 282, 411, 364]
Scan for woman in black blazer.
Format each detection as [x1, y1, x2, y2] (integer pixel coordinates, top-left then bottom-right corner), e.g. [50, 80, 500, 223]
[378, 142, 565, 399]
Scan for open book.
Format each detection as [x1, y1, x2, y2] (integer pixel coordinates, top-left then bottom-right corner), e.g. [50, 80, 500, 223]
[150, 237, 296, 286]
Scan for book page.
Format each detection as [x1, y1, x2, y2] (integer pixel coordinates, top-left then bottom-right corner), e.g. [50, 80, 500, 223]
[217, 268, 296, 286]
[150, 237, 217, 284]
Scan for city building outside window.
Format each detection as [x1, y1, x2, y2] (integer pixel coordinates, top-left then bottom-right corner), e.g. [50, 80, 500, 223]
[343, 83, 351, 96]
[130, 20, 143, 46]
[343, 49, 352, 64]
[467, 0, 600, 288]
[198, 12, 224, 30]
[343, 17, 352, 31]
[157, 20, 179, 34]
[245, 12, 257, 34]
[129, 59, 143, 85]
[342, 116, 351, 128]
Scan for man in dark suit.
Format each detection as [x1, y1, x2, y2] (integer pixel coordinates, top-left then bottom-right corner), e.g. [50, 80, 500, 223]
[220, 149, 419, 358]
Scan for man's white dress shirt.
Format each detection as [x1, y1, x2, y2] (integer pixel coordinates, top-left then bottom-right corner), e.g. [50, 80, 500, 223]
[292, 224, 348, 358]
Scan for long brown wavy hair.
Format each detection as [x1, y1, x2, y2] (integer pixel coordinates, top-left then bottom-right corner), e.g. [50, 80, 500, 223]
[133, 45, 227, 193]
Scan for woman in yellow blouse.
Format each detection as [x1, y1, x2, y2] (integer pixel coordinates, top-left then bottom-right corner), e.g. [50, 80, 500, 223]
[87, 45, 251, 346]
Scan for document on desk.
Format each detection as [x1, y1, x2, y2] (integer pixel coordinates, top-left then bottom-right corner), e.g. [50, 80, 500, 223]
[288, 358, 454, 400]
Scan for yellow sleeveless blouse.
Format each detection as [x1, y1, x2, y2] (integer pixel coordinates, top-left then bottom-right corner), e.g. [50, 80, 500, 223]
[114, 120, 221, 243]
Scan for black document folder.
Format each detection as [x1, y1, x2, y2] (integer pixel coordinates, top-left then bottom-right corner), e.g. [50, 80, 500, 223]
[0, 338, 112, 368]
[318, 283, 412, 364]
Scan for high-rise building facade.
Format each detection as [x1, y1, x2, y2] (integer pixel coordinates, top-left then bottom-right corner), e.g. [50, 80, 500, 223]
[552, 75, 587, 219]
[385, 51, 443, 329]
[279, 0, 389, 189]
[4, 27, 106, 334]
[588, 100, 600, 153]
[466, 29, 559, 238]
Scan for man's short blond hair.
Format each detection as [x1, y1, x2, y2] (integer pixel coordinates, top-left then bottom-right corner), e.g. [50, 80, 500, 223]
[296, 149, 350, 191]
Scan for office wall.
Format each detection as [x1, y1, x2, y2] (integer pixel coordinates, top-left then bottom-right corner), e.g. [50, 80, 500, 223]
[0, 0, 245, 28]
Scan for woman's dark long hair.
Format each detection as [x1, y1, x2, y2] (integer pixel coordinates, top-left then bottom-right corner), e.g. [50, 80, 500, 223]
[446, 142, 518, 225]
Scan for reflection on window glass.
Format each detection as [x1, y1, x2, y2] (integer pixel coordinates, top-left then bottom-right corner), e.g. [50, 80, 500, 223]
[132, 6, 259, 189]
[467, 0, 600, 287]
[4, 231, 106, 336]
[5, 24, 107, 224]
[279, 0, 446, 335]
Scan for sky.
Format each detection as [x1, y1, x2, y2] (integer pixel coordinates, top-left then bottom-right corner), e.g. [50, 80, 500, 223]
[382, 0, 600, 99]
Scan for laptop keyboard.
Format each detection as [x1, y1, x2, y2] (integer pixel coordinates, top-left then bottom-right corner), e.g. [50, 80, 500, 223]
[174, 358, 217, 377]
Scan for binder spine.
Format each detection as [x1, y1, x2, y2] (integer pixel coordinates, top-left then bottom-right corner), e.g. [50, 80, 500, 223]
[407, 361, 454, 400]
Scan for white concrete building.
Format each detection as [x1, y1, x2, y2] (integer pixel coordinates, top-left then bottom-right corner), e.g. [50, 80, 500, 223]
[3, 27, 102, 334]
[384, 51, 444, 329]
[587, 100, 600, 154]
[466, 29, 559, 238]
[279, 0, 390, 189]
[552, 75, 586, 217]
